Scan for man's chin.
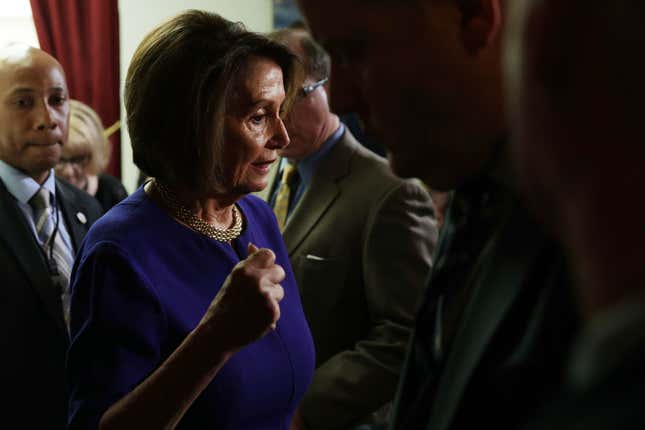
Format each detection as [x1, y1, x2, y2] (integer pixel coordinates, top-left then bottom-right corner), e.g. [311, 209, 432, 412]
[18, 163, 54, 184]
[28, 144, 61, 163]
[34, 156, 59, 172]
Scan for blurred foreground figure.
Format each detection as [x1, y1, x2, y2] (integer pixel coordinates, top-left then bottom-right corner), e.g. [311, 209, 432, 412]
[269, 27, 437, 430]
[506, 1, 645, 428]
[296, 1, 579, 429]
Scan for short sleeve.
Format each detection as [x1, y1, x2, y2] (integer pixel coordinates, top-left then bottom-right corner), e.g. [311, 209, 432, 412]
[67, 241, 167, 429]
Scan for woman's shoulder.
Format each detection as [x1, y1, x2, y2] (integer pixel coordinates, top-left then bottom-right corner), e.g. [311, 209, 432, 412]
[84, 187, 160, 248]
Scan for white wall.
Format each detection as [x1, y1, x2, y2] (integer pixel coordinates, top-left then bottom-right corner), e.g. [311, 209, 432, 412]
[118, 0, 274, 192]
[0, 17, 40, 47]
[0, 0, 39, 47]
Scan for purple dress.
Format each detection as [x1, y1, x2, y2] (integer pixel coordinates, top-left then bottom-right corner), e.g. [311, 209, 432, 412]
[66, 188, 315, 429]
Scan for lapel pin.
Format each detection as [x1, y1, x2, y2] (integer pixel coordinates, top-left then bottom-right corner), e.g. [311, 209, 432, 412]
[76, 212, 87, 225]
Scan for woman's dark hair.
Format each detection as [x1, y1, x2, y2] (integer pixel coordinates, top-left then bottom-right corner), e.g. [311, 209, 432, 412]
[125, 10, 302, 193]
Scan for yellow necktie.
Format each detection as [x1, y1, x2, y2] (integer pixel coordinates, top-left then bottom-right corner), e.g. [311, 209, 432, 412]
[273, 163, 297, 230]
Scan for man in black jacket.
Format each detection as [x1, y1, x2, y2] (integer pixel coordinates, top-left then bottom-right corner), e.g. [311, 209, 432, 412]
[0, 43, 102, 429]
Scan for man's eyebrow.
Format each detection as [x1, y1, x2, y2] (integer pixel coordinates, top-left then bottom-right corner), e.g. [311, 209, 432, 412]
[8, 86, 66, 95]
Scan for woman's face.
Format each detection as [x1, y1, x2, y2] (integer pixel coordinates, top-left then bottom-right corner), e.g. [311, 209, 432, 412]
[220, 56, 290, 195]
[54, 142, 91, 189]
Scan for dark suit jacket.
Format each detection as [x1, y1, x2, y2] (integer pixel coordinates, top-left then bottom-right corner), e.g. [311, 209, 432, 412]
[390, 180, 579, 430]
[523, 302, 645, 430]
[278, 130, 438, 429]
[525, 345, 645, 430]
[0, 177, 102, 429]
[94, 173, 128, 212]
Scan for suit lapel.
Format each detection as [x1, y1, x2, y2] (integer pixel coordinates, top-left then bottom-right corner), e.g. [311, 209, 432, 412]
[56, 180, 90, 253]
[283, 178, 339, 254]
[427, 202, 547, 430]
[282, 130, 355, 255]
[0, 180, 67, 332]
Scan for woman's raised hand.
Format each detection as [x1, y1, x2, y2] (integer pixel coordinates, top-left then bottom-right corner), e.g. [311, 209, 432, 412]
[199, 242, 285, 353]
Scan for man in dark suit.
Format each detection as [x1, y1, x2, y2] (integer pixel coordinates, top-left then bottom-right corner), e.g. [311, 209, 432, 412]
[267, 29, 437, 430]
[295, 1, 579, 429]
[506, 1, 645, 428]
[0, 44, 102, 429]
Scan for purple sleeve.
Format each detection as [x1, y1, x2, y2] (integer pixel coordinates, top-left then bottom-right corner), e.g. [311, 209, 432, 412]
[67, 242, 167, 430]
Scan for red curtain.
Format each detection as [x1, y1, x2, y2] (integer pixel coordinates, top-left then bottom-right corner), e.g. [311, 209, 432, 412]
[30, 0, 121, 178]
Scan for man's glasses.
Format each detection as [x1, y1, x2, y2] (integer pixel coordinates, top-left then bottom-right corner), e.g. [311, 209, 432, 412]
[300, 77, 329, 97]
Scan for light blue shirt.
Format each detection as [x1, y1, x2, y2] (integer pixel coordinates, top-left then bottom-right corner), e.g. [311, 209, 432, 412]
[295, 123, 345, 201]
[0, 160, 74, 252]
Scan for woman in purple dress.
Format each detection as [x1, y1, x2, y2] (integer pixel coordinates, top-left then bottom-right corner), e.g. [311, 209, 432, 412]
[66, 10, 314, 429]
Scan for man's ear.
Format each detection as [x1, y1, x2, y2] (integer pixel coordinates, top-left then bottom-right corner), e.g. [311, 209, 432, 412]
[460, 0, 503, 55]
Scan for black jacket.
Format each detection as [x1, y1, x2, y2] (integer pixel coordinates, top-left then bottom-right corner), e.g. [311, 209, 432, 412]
[0, 177, 102, 429]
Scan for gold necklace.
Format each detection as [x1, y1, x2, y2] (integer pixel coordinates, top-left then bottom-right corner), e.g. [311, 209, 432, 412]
[153, 179, 243, 243]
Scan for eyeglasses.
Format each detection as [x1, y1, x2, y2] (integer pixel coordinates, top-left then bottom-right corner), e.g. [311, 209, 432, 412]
[57, 154, 91, 167]
[300, 77, 329, 97]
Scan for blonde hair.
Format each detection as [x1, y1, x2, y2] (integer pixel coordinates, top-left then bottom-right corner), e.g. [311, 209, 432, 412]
[66, 99, 110, 175]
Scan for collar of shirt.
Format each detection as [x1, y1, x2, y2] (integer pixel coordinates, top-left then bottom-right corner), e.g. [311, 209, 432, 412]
[296, 123, 345, 189]
[0, 160, 57, 205]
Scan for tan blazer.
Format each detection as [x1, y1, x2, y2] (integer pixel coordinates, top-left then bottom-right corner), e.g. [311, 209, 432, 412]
[276, 129, 438, 429]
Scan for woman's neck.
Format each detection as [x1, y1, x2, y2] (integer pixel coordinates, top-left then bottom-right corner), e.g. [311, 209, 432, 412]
[191, 196, 235, 229]
[146, 180, 239, 230]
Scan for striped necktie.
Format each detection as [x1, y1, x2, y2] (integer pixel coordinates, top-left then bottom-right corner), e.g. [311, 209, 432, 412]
[29, 187, 74, 328]
[273, 163, 298, 230]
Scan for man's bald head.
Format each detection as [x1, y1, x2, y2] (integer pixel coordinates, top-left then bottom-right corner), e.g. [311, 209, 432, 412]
[0, 44, 70, 184]
[0, 43, 63, 73]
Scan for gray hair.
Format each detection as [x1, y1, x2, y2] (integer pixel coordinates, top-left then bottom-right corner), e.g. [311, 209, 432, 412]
[269, 28, 330, 81]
